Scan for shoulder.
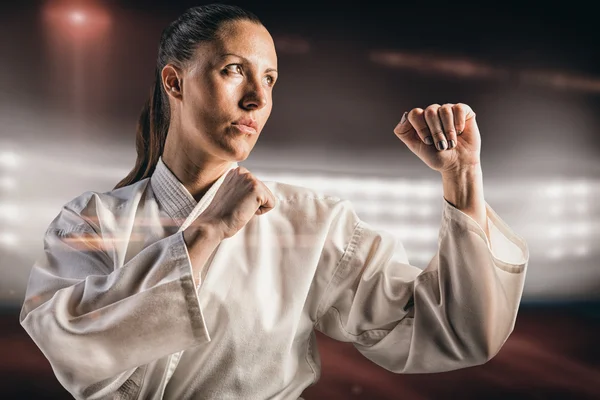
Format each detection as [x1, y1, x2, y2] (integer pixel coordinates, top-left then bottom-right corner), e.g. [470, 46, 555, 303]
[64, 178, 150, 215]
[53, 179, 151, 232]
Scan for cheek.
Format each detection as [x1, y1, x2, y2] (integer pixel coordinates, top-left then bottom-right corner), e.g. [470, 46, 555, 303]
[262, 97, 274, 117]
[183, 77, 248, 128]
[221, 79, 243, 102]
[198, 80, 243, 117]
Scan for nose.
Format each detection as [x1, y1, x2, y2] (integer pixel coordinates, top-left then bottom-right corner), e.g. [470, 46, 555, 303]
[240, 77, 268, 111]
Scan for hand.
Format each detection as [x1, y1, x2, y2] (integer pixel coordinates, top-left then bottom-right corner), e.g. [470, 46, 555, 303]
[189, 167, 277, 240]
[393, 103, 481, 174]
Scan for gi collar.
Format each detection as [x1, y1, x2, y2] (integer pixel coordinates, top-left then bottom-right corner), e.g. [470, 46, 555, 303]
[150, 156, 238, 228]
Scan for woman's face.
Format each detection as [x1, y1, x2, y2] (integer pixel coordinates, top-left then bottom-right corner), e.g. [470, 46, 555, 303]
[175, 20, 278, 164]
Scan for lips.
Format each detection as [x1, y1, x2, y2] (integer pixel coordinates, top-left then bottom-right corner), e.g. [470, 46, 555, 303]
[232, 118, 258, 134]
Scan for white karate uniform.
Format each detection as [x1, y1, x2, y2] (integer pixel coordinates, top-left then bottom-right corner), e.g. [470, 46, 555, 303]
[20, 157, 528, 399]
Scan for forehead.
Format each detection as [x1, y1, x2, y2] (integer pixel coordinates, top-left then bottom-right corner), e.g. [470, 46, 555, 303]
[198, 20, 277, 68]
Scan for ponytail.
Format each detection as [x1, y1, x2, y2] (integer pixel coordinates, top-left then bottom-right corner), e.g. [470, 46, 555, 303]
[114, 68, 169, 189]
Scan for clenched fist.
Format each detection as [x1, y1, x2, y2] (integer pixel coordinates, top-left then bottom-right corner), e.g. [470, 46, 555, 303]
[188, 167, 276, 241]
[393, 103, 481, 174]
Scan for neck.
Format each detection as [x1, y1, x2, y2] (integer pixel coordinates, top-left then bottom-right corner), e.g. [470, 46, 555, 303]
[162, 131, 233, 202]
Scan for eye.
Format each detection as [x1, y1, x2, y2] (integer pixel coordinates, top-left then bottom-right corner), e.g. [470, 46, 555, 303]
[224, 64, 243, 75]
[263, 75, 276, 87]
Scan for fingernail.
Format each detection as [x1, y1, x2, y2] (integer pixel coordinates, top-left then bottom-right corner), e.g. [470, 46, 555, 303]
[448, 139, 456, 149]
[437, 140, 447, 151]
[457, 130, 463, 136]
[424, 136, 433, 145]
[400, 112, 407, 125]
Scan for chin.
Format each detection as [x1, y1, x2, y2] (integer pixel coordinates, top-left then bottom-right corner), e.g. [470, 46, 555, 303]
[230, 142, 258, 162]
[220, 146, 253, 163]
[213, 132, 258, 162]
[236, 153, 250, 162]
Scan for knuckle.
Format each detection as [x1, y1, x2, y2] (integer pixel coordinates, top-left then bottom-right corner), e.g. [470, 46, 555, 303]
[242, 172, 255, 182]
[424, 105, 440, 117]
[454, 103, 468, 112]
[439, 105, 453, 115]
[408, 108, 423, 118]
[249, 179, 260, 190]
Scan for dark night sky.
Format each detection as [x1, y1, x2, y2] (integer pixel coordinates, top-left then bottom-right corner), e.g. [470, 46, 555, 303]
[114, 0, 600, 72]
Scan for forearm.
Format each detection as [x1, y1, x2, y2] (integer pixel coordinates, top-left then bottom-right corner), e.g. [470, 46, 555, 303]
[20, 230, 211, 396]
[441, 165, 490, 239]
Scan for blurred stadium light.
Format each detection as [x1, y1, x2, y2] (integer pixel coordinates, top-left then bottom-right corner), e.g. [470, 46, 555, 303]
[1, 143, 598, 304]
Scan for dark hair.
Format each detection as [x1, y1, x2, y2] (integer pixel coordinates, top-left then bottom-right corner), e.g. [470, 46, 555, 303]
[114, 4, 262, 189]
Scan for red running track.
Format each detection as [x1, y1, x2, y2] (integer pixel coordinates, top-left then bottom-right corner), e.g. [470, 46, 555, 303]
[2, 305, 599, 399]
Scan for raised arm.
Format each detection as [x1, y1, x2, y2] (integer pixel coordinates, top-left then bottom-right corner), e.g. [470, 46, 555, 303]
[314, 103, 529, 373]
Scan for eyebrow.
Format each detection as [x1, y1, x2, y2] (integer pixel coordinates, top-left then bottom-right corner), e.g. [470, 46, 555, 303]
[220, 53, 278, 74]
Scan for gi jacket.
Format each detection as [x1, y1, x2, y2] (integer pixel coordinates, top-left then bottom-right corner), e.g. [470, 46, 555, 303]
[20, 157, 529, 400]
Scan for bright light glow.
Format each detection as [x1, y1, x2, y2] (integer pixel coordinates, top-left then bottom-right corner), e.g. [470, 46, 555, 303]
[572, 181, 589, 196]
[69, 11, 86, 24]
[43, 3, 111, 41]
[574, 246, 589, 257]
[549, 204, 563, 216]
[0, 204, 19, 222]
[414, 181, 439, 198]
[549, 227, 563, 239]
[389, 181, 412, 197]
[0, 152, 19, 168]
[257, 172, 440, 199]
[416, 206, 434, 217]
[544, 180, 593, 199]
[547, 223, 592, 238]
[548, 248, 564, 259]
[0, 176, 16, 190]
[572, 223, 591, 237]
[0, 233, 18, 246]
[545, 183, 564, 198]
[575, 203, 588, 214]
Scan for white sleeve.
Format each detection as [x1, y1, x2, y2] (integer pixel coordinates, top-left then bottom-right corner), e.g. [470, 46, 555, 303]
[19, 205, 210, 399]
[315, 199, 529, 373]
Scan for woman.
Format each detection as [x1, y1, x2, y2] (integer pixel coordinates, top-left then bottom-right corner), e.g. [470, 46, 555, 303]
[20, 4, 528, 400]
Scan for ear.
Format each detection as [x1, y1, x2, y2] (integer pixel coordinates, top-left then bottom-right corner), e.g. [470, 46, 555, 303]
[161, 64, 183, 99]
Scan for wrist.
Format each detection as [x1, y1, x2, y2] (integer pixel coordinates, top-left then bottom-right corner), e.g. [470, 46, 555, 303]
[182, 221, 224, 288]
[183, 221, 224, 247]
[440, 163, 482, 181]
[441, 164, 488, 237]
[441, 167, 484, 209]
